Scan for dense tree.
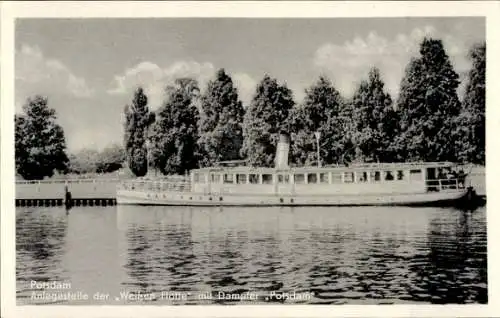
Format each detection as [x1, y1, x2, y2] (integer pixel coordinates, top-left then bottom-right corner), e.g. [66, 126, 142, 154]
[68, 149, 100, 174]
[96, 144, 126, 173]
[454, 43, 486, 165]
[15, 96, 69, 180]
[149, 78, 200, 175]
[198, 69, 245, 167]
[288, 76, 346, 166]
[241, 75, 295, 167]
[15, 115, 29, 176]
[124, 87, 154, 177]
[351, 68, 399, 162]
[396, 38, 462, 162]
[67, 144, 126, 174]
[325, 93, 358, 166]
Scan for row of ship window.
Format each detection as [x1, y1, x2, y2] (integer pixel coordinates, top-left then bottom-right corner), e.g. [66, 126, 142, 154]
[193, 169, 423, 184]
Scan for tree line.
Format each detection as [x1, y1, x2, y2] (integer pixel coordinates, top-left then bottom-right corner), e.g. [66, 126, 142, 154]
[67, 145, 126, 175]
[15, 38, 485, 180]
[15, 96, 127, 179]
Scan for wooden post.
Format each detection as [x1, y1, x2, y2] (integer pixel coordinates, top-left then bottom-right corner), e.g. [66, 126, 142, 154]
[64, 185, 73, 209]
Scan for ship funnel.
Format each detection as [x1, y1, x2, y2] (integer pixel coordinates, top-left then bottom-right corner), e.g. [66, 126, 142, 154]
[275, 132, 290, 169]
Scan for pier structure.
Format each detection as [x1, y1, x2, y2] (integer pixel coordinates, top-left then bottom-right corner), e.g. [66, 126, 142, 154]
[15, 178, 120, 207]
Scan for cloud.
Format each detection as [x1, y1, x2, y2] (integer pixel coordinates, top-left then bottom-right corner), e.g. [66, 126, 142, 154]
[108, 61, 260, 110]
[107, 60, 217, 109]
[16, 44, 94, 99]
[232, 72, 258, 106]
[313, 25, 473, 98]
[107, 61, 164, 95]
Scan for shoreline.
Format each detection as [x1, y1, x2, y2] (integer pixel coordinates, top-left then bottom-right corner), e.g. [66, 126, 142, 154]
[15, 166, 486, 204]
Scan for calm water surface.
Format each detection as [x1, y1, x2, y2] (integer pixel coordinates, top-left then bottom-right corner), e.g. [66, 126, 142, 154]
[16, 205, 487, 305]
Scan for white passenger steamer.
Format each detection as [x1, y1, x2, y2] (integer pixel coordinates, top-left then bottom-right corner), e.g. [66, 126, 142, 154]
[117, 134, 473, 206]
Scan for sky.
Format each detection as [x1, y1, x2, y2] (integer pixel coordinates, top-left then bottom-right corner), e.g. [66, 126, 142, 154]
[15, 18, 485, 152]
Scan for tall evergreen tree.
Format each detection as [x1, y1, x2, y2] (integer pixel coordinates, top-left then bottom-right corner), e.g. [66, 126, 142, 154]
[149, 78, 200, 175]
[15, 96, 69, 180]
[241, 75, 295, 167]
[454, 43, 486, 165]
[124, 87, 154, 177]
[396, 38, 462, 162]
[334, 97, 358, 165]
[351, 68, 399, 162]
[198, 69, 245, 167]
[288, 76, 345, 166]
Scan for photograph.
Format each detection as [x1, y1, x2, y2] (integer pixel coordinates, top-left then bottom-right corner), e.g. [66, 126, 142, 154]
[1, 1, 498, 318]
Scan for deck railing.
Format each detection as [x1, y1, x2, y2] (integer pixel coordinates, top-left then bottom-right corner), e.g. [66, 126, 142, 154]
[16, 176, 189, 186]
[16, 178, 121, 185]
[119, 180, 191, 193]
[425, 178, 467, 192]
[349, 162, 454, 169]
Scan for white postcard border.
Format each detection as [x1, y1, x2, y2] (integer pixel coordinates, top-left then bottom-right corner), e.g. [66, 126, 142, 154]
[1, 1, 499, 317]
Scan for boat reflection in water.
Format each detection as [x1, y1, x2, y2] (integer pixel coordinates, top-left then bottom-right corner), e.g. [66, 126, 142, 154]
[16, 204, 486, 305]
[115, 204, 487, 304]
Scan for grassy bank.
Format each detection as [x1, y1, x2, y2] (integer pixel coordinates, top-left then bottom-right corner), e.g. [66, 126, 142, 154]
[16, 179, 119, 200]
[15, 170, 188, 200]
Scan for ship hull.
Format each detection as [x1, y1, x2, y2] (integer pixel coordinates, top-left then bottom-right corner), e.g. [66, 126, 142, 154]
[116, 188, 471, 207]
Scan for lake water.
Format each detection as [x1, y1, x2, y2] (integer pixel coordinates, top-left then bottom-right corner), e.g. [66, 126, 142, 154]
[16, 205, 487, 305]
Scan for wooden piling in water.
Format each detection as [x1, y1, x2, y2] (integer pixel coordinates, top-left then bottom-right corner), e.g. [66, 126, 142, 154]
[16, 197, 118, 207]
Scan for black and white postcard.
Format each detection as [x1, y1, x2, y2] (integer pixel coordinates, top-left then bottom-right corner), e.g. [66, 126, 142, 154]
[1, 1, 499, 318]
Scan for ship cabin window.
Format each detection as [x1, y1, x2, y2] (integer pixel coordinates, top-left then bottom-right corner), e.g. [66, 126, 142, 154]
[397, 170, 405, 180]
[331, 173, 342, 183]
[409, 169, 422, 181]
[370, 171, 381, 182]
[359, 171, 368, 182]
[307, 173, 318, 184]
[237, 174, 247, 184]
[249, 174, 259, 184]
[223, 174, 234, 184]
[211, 173, 221, 183]
[343, 172, 355, 183]
[319, 173, 329, 184]
[278, 174, 290, 184]
[262, 174, 273, 184]
[294, 174, 305, 184]
[426, 167, 437, 180]
[384, 171, 394, 181]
